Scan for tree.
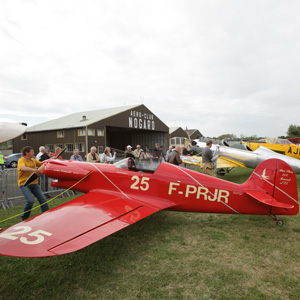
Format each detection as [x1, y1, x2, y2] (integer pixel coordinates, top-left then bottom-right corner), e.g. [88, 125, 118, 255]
[287, 124, 300, 137]
[217, 134, 237, 140]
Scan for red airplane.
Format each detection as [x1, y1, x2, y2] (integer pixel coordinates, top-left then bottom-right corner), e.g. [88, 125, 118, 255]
[0, 157, 298, 257]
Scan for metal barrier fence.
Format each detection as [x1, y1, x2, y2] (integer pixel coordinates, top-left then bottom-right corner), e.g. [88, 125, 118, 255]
[0, 169, 74, 210]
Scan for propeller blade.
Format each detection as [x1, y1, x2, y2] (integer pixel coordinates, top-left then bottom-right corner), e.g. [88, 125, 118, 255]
[56, 147, 66, 158]
[23, 173, 38, 187]
[23, 164, 46, 187]
[186, 127, 191, 143]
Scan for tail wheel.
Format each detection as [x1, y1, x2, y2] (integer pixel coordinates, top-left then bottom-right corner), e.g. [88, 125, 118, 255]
[269, 215, 284, 226]
[277, 220, 283, 226]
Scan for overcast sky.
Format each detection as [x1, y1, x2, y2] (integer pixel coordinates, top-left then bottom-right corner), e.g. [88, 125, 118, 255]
[1, 0, 299, 138]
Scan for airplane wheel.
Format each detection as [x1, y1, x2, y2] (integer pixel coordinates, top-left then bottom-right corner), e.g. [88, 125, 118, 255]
[277, 220, 283, 226]
[217, 168, 226, 176]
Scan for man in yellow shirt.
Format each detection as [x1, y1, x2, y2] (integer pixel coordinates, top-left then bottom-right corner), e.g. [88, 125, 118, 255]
[18, 146, 49, 220]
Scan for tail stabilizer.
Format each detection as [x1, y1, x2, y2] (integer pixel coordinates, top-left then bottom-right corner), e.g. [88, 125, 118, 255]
[242, 159, 299, 215]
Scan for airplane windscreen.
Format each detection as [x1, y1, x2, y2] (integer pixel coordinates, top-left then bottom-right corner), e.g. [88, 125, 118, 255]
[259, 138, 267, 142]
[114, 159, 128, 170]
[114, 158, 163, 173]
[275, 138, 291, 145]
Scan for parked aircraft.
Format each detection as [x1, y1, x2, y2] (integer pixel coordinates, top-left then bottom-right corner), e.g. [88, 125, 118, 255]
[0, 122, 27, 144]
[243, 137, 300, 159]
[186, 140, 300, 175]
[0, 157, 298, 257]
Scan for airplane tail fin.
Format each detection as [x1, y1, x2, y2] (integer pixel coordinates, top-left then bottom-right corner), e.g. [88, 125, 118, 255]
[242, 159, 299, 215]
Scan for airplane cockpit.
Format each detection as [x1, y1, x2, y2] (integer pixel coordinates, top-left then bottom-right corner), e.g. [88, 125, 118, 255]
[274, 138, 291, 145]
[114, 157, 163, 173]
[265, 138, 292, 145]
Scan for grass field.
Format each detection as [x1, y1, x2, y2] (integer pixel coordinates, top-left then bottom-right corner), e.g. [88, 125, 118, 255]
[1, 167, 300, 300]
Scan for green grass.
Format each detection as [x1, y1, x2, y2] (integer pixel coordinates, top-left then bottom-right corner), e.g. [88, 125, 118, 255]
[1, 168, 300, 300]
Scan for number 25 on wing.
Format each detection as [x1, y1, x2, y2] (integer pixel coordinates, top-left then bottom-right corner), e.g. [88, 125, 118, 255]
[0, 226, 52, 245]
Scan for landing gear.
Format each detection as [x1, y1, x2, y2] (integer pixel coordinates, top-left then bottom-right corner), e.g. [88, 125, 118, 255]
[216, 167, 235, 176]
[269, 215, 283, 226]
[277, 220, 283, 226]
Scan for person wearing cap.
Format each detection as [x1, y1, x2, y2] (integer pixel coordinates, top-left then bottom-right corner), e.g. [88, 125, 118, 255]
[124, 145, 135, 158]
[201, 140, 220, 177]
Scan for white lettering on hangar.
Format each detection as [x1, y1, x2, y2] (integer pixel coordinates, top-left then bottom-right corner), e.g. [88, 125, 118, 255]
[129, 110, 155, 130]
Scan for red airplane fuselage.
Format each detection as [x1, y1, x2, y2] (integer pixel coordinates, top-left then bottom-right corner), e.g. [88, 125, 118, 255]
[45, 158, 299, 217]
[0, 158, 298, 258]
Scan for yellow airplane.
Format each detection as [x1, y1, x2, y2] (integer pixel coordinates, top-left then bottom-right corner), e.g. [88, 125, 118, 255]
[243, 137, 300, 159]
[181, 155, 241, 175]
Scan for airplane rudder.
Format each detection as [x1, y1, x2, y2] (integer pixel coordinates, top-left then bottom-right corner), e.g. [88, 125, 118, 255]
[245, 159, 299, 215]
[272, 159, 299, 215]
[243, 158, 278, 193]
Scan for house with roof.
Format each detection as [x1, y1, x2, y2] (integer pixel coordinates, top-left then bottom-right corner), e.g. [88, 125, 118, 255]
[169, 127, 189, 148]
[186, 129, 203, 140]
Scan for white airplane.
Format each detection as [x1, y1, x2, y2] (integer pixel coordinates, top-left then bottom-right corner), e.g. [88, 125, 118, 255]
[183, 140, 300, 175]
[0, 122, 27, 144]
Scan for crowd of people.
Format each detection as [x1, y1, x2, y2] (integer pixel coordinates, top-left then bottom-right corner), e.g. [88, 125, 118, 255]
[28, 143, 180, 165]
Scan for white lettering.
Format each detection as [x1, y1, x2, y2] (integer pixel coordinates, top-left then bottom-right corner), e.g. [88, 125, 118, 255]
[185, 185, 197, 197]
[218, 190, 230, 203]
[208, 189, 218, 201]
[168, 182, 180, 195]
[197, 187, 209, 200]
[129, 111, 155, 130]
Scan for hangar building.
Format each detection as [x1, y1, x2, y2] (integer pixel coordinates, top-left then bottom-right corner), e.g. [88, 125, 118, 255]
[169, 127, 203, 148]
[13, 105, 169, 159]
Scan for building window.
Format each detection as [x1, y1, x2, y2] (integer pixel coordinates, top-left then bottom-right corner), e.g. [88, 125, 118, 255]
[57, 131, 64, 138]
[170, 138, 175, 146]
[45, 144, 54, 152]
[64, 143, 73, 153]
[88, 129, 95, 136]
[176, 137, 180, 145]
[97, 129, 104, 136]
[21, 134, 27, 140]
[75, 143, 85, 153]
[98, 146, 103, 153]
[55, 144, 64, 152]
[78, 129, 86, 136]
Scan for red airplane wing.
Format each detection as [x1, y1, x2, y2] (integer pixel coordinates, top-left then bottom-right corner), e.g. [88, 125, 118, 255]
[0, 191, 173, 257]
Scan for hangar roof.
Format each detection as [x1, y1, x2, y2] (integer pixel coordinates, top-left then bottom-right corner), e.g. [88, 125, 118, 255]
[26, 105, 140, 132]
[169, 127, 189, 138]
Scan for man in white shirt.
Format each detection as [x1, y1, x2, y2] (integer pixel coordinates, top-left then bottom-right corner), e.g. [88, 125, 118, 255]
[36, 146, 46, 161]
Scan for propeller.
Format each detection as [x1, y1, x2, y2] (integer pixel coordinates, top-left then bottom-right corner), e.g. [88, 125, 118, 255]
[23, 148, 66, 187]
[186, 127, 192, 144]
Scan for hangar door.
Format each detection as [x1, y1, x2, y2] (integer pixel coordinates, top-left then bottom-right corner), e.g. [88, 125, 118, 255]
[106, 126, 167, 151]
